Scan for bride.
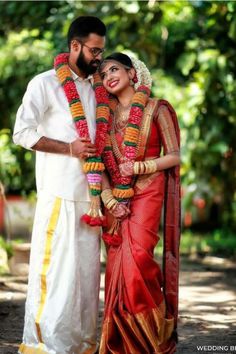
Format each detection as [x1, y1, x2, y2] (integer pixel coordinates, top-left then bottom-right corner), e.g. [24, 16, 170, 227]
[99, 52, 180, 354]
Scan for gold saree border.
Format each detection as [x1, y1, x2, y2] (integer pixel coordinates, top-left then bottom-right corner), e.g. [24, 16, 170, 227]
[135, 170, 161, 193]
[134, 98, 161, 194]
[100, 304, 175, 354]
[136, 98, 158, 160]
[157, 106, 179, 155]
[35, 197, 62, 343]
[135, 305, 174, 349]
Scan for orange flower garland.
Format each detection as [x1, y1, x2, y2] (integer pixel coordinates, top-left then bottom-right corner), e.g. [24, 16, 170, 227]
[103, 85, 150, 202]
[102, 85, 150, 246]
[54, 53, 110, 226]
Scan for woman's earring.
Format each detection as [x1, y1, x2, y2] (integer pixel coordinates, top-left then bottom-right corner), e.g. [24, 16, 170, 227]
[133, 73, 138, 83]
[129, 72, 138, 86]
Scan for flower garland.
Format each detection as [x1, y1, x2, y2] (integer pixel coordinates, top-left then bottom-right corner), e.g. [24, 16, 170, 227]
[103, 85, 150, 203]
[54, 53, 110, 226]
[102, 85, 150, 246]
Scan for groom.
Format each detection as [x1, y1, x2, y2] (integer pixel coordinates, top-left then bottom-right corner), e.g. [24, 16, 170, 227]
[13, 16, 106, 354]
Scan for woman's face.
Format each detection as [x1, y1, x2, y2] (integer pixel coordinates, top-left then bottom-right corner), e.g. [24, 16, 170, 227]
[100, 61, 134, 95]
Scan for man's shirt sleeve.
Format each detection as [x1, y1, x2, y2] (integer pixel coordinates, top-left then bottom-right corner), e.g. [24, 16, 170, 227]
[13, 76, 46, 149]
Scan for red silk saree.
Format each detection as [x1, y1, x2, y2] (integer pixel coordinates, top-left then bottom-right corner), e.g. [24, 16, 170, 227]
[100, 99, 180, 354]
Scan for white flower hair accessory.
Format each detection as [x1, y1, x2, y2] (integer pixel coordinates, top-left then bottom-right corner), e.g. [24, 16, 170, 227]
[130, 56, 152, 90]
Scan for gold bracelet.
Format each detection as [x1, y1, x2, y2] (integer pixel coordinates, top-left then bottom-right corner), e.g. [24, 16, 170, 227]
[106, 199, 118, 210]
[140, 161, 145, 174]
[146, 159, 157, 173]
[133, 162, 139, 175]
[133, 160, 158, 175]
[69, 142, 73, 157]
[134, 161, 144, 174]
[101, 189, 113, 204]
[142, 161, 147, 174]
[101, 189, 119, 210]
[144, 160, 157, 173]
[101, 189, 113, 201]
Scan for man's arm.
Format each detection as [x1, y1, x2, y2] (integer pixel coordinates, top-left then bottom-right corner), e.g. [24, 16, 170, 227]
[32, 136, 97, 159]
[13, 76, 96, 159]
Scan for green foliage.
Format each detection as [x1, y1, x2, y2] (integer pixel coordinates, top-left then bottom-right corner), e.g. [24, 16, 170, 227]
[155, 229, 236, 259]
[0, 129, 35, 193]
[0, 28, 54, 129]
[0, 235, 27, 264]
[180, 229, 236, 259]
[0, 1, 235, 231]
[0, 235, 13, 259]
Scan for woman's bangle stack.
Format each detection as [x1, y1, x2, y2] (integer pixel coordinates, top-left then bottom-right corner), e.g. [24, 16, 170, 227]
[101, 189, 118, 210]
[134, 160, 157, 174]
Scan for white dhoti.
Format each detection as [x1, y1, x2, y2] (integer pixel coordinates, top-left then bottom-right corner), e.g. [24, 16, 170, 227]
[19, 191, 101, 354]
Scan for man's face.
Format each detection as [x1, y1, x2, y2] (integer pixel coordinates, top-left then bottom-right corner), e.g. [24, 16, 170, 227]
[75, 33, 105, 76]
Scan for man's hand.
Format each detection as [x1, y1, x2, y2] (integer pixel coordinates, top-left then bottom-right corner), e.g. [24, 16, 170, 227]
[71, 137, 97, 159]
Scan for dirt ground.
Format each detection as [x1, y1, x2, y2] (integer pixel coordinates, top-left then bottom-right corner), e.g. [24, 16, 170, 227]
[0, 256, 236, 354]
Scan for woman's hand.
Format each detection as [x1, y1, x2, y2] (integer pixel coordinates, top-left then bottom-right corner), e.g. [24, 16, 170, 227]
[119, 160, 134, 177]
[110, 203, 130, 220]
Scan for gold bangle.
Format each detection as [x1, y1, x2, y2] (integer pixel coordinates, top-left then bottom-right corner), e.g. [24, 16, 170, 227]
[101, 188, 119, 210]
[101, 189, 113, 204]
[69, 142, 73, 157]
[140, 161, 145, 174]
[144, 160, 157, 173]
[133, 162, 139, 175]
[106, 199, 118, 210]
[134, 160, 158, 174]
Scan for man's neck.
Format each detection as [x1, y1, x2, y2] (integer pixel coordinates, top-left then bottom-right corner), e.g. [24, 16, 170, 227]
[68, 58, 87, 79]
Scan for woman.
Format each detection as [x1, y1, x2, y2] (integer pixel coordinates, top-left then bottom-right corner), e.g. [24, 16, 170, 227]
[99, 53, 180, 354]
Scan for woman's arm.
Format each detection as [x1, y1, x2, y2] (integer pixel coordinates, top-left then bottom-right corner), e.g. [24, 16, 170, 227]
[119, 104, 180, 176]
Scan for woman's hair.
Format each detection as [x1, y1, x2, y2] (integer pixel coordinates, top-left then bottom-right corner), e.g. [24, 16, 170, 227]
[99, 52, 133, 74]
[99, 52, 152, 90]
[67, 16, 106, 48]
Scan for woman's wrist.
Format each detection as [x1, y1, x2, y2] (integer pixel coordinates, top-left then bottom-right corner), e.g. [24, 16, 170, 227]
[133, 159, 158, 174]
[101, 189, 118, 210]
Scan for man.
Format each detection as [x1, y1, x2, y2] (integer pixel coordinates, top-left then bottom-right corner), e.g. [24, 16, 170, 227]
[13, 16, 106, 354]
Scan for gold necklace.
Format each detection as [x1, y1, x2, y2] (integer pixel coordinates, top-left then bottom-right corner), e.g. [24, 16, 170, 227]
[114, 103, 131, 132]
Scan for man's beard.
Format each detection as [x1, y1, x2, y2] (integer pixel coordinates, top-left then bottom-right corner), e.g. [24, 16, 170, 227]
[76, 51, 100, 76]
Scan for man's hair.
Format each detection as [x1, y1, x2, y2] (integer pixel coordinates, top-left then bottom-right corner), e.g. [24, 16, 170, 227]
[67, 16, 106, 48]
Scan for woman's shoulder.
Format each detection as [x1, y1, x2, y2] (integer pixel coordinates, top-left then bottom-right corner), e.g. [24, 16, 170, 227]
[147, 98, 169, 115]
[149, 98, 177, 116]
[148, 97, 173, 108]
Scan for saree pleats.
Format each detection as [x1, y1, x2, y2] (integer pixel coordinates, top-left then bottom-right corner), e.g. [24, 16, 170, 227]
[100, 173, 176, 354]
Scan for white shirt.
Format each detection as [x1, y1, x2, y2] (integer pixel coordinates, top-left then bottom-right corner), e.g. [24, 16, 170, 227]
[13, 68, 96, 201]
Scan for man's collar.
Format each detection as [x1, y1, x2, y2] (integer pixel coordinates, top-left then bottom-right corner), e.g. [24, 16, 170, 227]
[70, 68, 93, 83]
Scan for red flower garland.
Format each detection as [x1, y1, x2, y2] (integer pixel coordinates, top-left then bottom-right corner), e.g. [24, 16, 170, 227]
[102, 85, 150, 246]
[54, 53, 110, 226]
